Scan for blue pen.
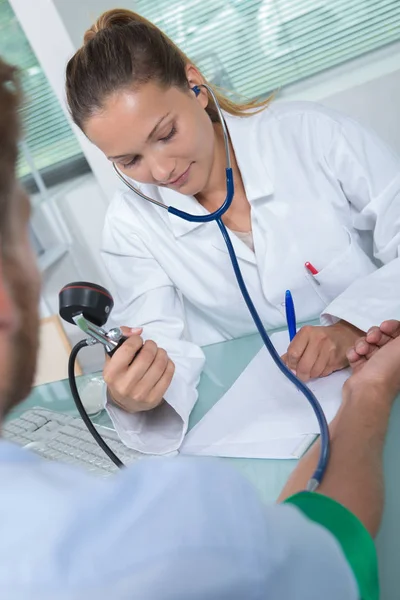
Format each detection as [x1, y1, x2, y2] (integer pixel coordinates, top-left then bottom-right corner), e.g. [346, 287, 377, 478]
[285, 290, 297, 342]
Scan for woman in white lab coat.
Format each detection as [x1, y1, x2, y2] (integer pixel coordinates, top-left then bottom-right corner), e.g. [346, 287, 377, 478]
[65, 9, 400, 454]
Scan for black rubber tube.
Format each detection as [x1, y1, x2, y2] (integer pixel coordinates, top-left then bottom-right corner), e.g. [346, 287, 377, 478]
[68, 339, 124, 468]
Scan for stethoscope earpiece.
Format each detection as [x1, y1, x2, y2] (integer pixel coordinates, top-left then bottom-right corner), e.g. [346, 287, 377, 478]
[191, 85, 201, 97]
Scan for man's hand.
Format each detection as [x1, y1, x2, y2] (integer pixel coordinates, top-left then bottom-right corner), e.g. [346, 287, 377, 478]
[345, 320, 400, 402]
[103, 327, 175, 413]
[347, 320, 400, 371]
[281, 320, 364, 382]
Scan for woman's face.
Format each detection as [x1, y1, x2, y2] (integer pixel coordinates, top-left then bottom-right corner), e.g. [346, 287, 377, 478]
[84, 80, 216, 196]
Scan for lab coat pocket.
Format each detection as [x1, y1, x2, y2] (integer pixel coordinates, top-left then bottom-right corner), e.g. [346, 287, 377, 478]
[311, 228, 377, 304]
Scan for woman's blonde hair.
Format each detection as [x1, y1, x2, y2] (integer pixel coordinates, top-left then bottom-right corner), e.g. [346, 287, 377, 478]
[66, 8, 272, 130]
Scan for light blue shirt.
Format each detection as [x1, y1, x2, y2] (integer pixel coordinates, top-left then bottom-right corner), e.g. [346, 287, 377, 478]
[0, 441, 357, 599]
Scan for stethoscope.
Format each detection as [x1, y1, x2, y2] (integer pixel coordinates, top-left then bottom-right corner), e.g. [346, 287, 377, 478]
[112, 84, 330, 491]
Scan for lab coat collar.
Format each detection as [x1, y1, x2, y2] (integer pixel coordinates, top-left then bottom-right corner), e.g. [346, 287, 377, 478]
[161, 109, 274, 240]
[224, 110, 274, 203]
[161, 184, 256, 264]
[160, 186, 209, 237]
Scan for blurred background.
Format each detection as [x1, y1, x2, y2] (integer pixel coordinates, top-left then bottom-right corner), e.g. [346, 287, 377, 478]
[0, 0, 399, 375]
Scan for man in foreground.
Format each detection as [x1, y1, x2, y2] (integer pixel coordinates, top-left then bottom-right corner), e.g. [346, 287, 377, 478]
[0, 56, 398, 599]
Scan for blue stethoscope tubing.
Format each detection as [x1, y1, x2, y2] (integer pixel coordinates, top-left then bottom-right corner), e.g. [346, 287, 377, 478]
[113, 84, 329, 491]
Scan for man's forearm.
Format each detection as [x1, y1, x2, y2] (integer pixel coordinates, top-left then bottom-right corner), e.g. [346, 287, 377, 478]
[278, 382, 393, 537]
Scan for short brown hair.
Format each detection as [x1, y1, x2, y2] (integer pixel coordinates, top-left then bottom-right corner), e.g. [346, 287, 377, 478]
[0, 58, 20, 234]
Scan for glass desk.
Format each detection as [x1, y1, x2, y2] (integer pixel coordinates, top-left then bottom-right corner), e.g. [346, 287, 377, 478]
[12, 332, 400, 599]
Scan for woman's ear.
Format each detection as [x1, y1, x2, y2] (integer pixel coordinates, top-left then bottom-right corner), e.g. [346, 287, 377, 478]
[185, 64, 209, 109]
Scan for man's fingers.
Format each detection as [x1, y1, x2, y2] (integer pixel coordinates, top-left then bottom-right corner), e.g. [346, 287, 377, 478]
[365, 326, 391, 348]
[365, 321, 400, 347]
[354, 337, 374, 356]
[348, 337, 380, 366]
[364, 326, 382, 345]
[346, 344, 370, 374]
[349, 355, 367, 374]
[347, 346, 360, 364]
[380, 320, 400, 339]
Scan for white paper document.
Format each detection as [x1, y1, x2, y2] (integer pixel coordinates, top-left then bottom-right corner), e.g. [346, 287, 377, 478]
[181, 330, 350, 459]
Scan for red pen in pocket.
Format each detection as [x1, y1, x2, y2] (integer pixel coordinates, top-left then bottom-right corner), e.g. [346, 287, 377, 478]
[305, 262, 320, 284]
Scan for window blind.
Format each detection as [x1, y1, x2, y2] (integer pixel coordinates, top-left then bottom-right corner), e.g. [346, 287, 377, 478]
[0, 0, 85, 182]
[136, 0, 400, 98]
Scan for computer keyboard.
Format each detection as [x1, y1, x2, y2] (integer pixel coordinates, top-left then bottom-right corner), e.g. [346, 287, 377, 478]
[2, 407, 158, 476]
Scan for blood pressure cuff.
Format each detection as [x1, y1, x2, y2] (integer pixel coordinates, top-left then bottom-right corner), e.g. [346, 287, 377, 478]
[284, 492, 379, 600]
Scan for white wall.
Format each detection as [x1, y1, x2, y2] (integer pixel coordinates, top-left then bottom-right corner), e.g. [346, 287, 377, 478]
[280, 41, 400, 154]
[319, 70, 400, 155]
[53, 0, 128, 48]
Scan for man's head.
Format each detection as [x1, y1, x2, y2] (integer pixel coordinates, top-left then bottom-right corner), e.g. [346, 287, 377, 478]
[0, 58, 40, 419]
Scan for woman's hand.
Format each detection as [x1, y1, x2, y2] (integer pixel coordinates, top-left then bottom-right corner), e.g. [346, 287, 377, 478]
[281, 320, 364, 382]
[103, 327, 175, 413]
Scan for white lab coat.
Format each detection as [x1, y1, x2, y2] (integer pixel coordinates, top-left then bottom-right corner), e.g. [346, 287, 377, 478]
[102, 101, 400, 454]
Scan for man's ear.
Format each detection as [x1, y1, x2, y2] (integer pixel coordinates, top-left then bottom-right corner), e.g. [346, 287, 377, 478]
[0, 255, 16, 333]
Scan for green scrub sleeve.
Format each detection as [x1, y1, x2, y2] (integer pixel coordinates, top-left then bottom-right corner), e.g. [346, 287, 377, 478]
[284, 492, 379, 600]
